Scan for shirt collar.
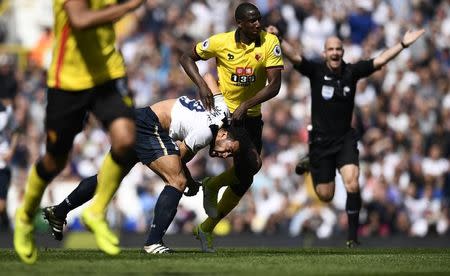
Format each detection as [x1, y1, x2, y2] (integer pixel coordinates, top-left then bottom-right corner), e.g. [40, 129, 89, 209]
[234, 29, 261, 47]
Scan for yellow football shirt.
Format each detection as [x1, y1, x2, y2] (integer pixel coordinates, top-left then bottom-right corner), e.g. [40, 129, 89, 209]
[47, 0, 126, 90]
[195, 30, 284, 116]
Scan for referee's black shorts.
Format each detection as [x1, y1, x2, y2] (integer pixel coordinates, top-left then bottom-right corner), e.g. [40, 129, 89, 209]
[45, 78, 135, 156]
[309, 128, 359, 184]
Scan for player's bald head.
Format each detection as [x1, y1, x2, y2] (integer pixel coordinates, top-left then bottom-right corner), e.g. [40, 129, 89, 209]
[235, 2, 260, 22]
[324, 36, 343, 50]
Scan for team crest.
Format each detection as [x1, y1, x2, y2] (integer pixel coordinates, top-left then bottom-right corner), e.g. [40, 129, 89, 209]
[273, 45, 281, 56]
[321, 85, 334, 100]
[202, 39, 210, 50]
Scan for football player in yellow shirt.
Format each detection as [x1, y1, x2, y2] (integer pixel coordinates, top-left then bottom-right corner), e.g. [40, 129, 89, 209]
[180, 2, 283, 252]
[14, 0, 144, 264]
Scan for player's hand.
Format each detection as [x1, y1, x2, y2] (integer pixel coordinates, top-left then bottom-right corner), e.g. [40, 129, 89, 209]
[199, 85, 214, 111]
[232, 103, 248, 125]
[402, 29, 425, 47]
[184, 180, 201, 197]
[266, 25, 279, 36]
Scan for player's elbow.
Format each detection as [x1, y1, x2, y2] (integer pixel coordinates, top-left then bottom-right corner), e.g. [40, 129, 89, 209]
[179, 53, 192, 67]
[373, 58, 385, 70]
[268, 82, 281, 97]
[68, 17, 92, 30]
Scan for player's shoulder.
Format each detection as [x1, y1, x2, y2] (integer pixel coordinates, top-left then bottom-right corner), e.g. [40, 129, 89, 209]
[209, 31, 235, 42]
[261, 31, 279, 44]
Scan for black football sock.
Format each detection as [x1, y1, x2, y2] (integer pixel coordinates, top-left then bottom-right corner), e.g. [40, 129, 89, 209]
[145, 185, 182, 245]
[54, 175, 98, 219]
[346, 191, 362, 241]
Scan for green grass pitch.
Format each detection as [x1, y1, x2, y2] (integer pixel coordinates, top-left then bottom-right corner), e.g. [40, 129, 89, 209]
[1, 248, 450, 275]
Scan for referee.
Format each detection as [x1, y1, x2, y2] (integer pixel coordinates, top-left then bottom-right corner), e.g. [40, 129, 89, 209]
[267, 25, 424, 247]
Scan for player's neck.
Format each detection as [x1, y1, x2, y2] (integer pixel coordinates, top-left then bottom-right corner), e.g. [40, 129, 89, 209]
[238, 29, 255, 45]
[326, 63, 342, 75]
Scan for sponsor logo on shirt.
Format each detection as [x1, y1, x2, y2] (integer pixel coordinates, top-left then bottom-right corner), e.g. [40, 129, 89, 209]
[231, 67, 256, 86]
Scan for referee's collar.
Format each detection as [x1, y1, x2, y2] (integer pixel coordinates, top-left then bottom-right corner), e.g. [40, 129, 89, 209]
[235, 29, 261, 47]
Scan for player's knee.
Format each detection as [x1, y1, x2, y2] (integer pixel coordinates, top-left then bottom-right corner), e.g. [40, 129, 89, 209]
[315, 185, 334, 202]
[230, 175, 252, 197]
[168, 173, 187, 192]
[241, 155, 262, 176]
[342, 176, 359, 193]
[40, 153, 69, 180]
[109, 118, 136, 155]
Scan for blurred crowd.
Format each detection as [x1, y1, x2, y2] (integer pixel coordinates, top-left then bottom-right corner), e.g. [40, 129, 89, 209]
[0, 0, 449, 241]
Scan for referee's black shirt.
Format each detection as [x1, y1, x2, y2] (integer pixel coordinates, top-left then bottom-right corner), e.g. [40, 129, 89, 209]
[294, 57, 376, 137]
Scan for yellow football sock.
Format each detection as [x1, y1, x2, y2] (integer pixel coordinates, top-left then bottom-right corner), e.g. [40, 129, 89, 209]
[201, 187, 242, 233]
[88, 153, 127, 215]
[205, 167, 239, 191]
[21, 165, 48, 219]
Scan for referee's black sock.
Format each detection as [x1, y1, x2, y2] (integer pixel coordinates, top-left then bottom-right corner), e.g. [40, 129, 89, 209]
[346, 191, 362, 241]
[54, 175, 98, 219]
[145, 185, 182, 245]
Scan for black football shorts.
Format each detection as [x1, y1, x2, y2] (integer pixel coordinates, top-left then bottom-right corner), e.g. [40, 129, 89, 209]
[309, 128, 359, 184]
[45, 78, 135, 156]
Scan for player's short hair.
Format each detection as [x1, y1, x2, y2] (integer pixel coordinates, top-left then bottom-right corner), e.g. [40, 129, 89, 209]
[209, 124, 252, 157]
[223, 125, 253, 155]
[235, 2, 259, 21]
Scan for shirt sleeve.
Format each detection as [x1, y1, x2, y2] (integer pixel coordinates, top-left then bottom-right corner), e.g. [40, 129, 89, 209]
[195, 34, 220, 60]
[293, 56, 316, 78]
[264, 34, 284, 69]
[352, 59, 376, 80]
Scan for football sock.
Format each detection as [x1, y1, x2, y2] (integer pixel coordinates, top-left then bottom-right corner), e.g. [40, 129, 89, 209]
[88, 153, 127, 215]
[22, 164, 49, 219]
[205, 167, 238, 192]
[54, 175, 98, 219]
[346, 191, 362, 241]
[145, 185, 182, 245]
[201, 187, 241, 233]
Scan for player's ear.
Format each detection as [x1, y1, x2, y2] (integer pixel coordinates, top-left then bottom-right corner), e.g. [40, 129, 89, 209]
[218, 128, 228, 139]
[236, 19, 243, 29]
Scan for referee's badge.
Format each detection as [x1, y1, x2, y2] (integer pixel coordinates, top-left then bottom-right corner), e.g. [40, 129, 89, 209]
[321, 85, 334, 100]
[202, 39, 210, 50]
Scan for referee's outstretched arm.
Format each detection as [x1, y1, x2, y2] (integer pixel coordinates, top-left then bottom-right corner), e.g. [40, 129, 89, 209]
[373, 29, 425, 69]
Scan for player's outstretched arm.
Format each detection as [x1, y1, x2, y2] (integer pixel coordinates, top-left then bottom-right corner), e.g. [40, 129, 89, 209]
[180, 52, 214, 110]
[266, 25, 303, 65]
[64, 0, 144, 30]
[373, 29, 425, 69]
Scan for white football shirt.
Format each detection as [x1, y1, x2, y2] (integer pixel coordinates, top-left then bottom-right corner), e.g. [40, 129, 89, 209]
[169, 94, 229, 153]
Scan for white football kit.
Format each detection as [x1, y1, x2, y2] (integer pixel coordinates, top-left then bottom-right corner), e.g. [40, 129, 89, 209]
[169, 94, 230, 153]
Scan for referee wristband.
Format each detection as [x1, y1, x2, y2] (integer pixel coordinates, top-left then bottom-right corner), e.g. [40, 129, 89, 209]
[400, 41, 408, 48]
